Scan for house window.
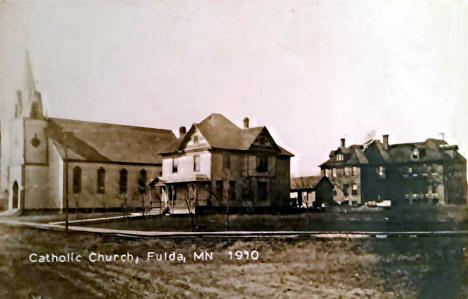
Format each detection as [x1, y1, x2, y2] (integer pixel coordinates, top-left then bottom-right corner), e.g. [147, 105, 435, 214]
[223, 154, 231, 170]
[193, 136, 199, 143]
[194, 155, 200, 172]
[332, 168, 336, 178]
[256, 156, 268, 172]
[97, 167, 105, 194]
[352, 167, 357, 176]
[172, 158, 178, 173]
[432, 184, 437, 194]
[216, 180, 224, 201]
[72, 166, 81, 194]
[257, 182, 267, 201]
[412, 148, 419, 160]
[377, 166, 385, 177]
[352, 183, 358, 195]
[431, 164, 437, 174]
[343, 184, 349, 196]
[228, 181, 236, 201]
[407, 167, 413, 174]
[119, 169, 127, 194]
[138, 169, 147, 194]
[321, 169, 325, 176]
[336, 154, 344, 161]
[344, 167, 351, 176]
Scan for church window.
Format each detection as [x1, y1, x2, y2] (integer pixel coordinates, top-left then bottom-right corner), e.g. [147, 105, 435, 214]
[97, 167, 105, 194]
[138, 169, 147, 194]
[119, 169, 127, 194]
[30, 102, 40, 119]
[73, 167, 81, 193]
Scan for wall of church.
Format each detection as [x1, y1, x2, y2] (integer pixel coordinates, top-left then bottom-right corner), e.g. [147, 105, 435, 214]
[7, 120, 24, 166]
[0, 121, 10, 192]
[24, 119, 48, 164]
[48, 141, 64, 209]
[65, 162, 161, 209]
[24, 165, 49, 209]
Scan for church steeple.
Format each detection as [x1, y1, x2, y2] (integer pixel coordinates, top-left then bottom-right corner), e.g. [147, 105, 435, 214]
[14, 50, 46, 119]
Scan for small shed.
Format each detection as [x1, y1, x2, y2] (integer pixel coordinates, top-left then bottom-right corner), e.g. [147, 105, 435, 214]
[290, 175, 334, 208]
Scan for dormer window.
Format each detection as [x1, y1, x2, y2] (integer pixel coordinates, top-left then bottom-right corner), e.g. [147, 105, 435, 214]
[377, 166, 385, 178]
[412, 148, 419, 160]
[336, 154, 344, 161]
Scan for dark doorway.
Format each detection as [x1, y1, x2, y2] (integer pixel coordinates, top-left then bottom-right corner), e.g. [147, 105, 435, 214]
[12, 181, 19, 209]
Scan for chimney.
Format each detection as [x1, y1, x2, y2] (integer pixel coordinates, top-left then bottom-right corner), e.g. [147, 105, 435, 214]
[340, 138, 345, 148]
[179, 126, 186, 137]
[383, 134, 389, 150]
[243, 117, 249, 129]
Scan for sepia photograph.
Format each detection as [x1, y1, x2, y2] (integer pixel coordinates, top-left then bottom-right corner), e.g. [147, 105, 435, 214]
[0, 0, 467, 298]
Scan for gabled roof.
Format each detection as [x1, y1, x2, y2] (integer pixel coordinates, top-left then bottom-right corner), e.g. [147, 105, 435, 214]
[162, 113, 293, 156]
[48, 118, 177, 164]
[290, 175, 331, 190]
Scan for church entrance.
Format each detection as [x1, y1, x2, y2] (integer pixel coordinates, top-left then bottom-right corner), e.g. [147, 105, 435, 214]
[12, 182, 19, 209]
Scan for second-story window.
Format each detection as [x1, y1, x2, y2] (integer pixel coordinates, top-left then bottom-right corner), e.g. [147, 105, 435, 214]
[336, 154, 344, 161]
[193, 136, 199, 144]
[97, 167, 105, 194]
[332, 168, 336, 178]
[344, 167, 350, 176]
[223, 154, 231, 170]
[352, 167, 358, 176]
[412, 148, 419, 160]
[193, 155, 200, 172]
[377, 166, 385, 178]
[256, 156, 268, 172]
[172, 158, 178, 173]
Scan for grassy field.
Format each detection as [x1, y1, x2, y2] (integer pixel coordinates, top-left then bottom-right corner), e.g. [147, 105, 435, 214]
[83, 207, 468, 232]
[0, 225, 467, 298]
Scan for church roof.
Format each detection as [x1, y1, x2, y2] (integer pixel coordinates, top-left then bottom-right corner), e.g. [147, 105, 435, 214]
[162, 113, 293, 156]
[48, 118, 177, 164]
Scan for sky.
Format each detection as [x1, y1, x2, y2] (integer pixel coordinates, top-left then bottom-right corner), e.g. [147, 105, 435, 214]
[0, 0, 467, 176]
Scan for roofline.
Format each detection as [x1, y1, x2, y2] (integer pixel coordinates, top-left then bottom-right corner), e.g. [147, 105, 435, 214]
[160, 147, 294, 157]
[48, 117, 175, 135]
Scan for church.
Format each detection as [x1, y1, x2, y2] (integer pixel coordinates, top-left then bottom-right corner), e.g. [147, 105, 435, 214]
[0, 54, 177, 212]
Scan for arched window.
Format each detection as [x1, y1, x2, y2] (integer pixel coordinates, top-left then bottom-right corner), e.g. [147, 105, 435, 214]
[97, 167, 105, 194]
[119, 169, 127, 194]
[73, 167, 82, 193]
[138, 169, 147, 194]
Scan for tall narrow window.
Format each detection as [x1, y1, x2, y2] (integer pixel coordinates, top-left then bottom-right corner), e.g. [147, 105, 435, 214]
[257, 182, 267, 201]
[172, 158, 178, 173]
[194, 155, 200, 172]
[412, 148, 419, 160]
[229, 181, 236, 201]
[332, 168, 336, 178]
[343, 184, 349, 196]
[223, 154, 231, 170]
[344, 167, 350, 176]
[352, 167, 358, 176]
[119, 169, 128, 194]
[352, 183, 358, 195]
[97, 167, 105, 194]
[216, 180, 224, 201]
[138, 169, 147, 194]
[377, 166, 385, 178]
[256, 156, 268, 172]
[73, 167, 82, 194]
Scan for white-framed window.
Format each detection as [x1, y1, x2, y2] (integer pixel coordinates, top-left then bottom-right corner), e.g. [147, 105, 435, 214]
[377, 166, 385, 177]
[352, 183, 358, 195]
[352, 167, 358, 176]
[336, 154, 344, 161]
[344, 167, 351, 176]
[332, 168, 336, 177]
[412, 148, 419, 160]
[193, 155, 200, 172]
[172, 158, 178, 173]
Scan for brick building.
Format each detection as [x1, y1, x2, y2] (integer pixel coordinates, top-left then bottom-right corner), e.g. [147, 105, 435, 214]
[320, 135, 467, 205]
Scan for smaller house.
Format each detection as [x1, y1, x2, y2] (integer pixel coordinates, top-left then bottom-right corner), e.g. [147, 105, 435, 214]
[290, 175, 334, 208]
